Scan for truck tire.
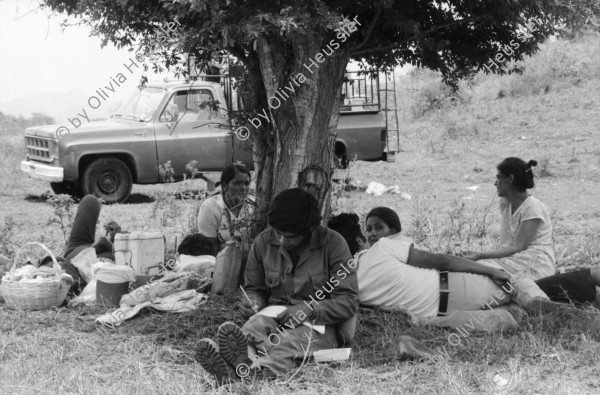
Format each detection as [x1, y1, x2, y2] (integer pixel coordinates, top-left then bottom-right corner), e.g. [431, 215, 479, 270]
[334, 141, 348, 169]
[50, 181, 83, 198]
[82, 157, 132, 204]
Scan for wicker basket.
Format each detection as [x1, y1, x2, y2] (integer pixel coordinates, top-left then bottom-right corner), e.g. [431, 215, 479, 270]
[0, 242, 70, 310]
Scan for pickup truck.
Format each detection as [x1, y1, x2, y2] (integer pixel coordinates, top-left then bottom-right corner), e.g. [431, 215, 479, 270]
[21, 77, 387, 203]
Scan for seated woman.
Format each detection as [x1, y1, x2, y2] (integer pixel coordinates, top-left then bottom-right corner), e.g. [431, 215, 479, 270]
[463, 157, 554, 280]
[462, 157, 600, 304]
[197, 164, 256, 255]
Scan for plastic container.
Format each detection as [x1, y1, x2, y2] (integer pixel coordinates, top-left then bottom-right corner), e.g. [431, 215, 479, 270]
[114, 232, 164, 276]
[211, 245, 243, 294]
[96, 280, 129, 307]
[92, 261, 135, 307]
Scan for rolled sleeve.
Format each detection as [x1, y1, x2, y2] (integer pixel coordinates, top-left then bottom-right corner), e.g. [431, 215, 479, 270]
[309, 238, 359, 325]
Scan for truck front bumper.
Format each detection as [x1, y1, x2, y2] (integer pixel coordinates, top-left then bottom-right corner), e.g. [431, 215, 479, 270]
[21, 160, 64, 182]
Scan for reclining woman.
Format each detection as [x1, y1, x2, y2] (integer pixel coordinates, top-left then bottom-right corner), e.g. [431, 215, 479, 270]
[463, 157, 599, 304]
[38, 194, 122, 295]
[63, 195, 121, 262]
[197, 163, 257, 256]
[328, 210, 599, 325]
[327, 209, 570, 330]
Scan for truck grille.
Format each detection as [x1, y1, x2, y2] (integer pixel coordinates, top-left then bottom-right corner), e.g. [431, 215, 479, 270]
[25, 137, 53, 163]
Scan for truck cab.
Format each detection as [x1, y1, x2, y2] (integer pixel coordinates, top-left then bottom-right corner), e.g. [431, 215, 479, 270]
[21, 74, 387, 203]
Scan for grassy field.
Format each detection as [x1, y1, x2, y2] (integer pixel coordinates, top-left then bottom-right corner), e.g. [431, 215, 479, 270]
[1, 33, 600, 394]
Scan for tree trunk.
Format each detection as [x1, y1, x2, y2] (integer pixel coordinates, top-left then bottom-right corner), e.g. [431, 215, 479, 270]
[248, 30, 349, 223]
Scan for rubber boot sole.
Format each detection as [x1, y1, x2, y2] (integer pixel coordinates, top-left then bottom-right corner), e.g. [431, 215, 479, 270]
[217, 321, 250, 369]
[196, 338, 232, 384]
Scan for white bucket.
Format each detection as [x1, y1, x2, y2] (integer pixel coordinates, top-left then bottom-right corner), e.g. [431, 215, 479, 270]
[114, 232, 164, 276]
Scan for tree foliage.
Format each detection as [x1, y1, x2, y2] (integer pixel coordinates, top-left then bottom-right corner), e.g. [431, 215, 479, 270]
[42, 0, 600, 84]
[40, 0, 600, 222]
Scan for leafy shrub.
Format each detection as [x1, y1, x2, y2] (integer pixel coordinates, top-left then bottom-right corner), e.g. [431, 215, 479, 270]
[46, 194, 75, 243]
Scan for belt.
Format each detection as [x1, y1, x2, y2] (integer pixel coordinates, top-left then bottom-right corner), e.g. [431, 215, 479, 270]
[438, 272, 449, 316]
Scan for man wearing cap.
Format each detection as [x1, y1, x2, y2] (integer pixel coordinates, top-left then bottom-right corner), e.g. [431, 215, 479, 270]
[196, 188, 359, 382]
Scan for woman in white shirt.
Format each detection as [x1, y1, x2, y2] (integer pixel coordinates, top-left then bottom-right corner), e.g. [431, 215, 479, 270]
[197, 164, 256, 255]
[463, 158, 555, 280]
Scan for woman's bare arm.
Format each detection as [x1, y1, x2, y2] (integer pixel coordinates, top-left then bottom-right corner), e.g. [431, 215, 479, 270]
[465, 218, 541, 260]
[408, 247, 511, 281]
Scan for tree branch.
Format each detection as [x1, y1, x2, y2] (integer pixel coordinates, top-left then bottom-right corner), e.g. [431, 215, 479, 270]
[350, 15, 490, 57]
[228, 44, 248, 64]
[350, 2, 383, 52]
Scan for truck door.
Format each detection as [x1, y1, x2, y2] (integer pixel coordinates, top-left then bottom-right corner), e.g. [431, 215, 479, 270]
[225, 129, 253, 168]
[154, 88, 228, 178]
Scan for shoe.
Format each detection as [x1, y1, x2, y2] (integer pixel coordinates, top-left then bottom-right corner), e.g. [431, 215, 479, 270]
[502, 304, 527, 324]
[196, 338, 233, 384]
[524, 297, 566, 315]
[217, 322, 251, 369]
[398, 335, 434, 361]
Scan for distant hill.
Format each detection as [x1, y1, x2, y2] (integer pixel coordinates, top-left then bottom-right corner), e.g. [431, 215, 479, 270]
[0, 89, 122, 125]
[0, 112, 56, 135]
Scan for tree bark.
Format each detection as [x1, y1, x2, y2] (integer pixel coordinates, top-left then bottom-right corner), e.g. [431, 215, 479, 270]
[247, 30, 349, 222]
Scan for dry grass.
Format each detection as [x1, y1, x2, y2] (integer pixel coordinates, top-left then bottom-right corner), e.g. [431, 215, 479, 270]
[2, 32, 600, 394]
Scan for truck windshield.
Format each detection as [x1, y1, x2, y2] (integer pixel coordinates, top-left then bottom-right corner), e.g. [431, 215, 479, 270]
[113, 87, 165, 122]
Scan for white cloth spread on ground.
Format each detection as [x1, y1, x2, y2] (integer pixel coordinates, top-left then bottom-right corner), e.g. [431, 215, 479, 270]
[92, 261, 135, 283]
[174, 254, 215, 277]
[479, 196, 555, 279]
[356, 233, 440, 319]
[96, 271, 209, 326]
[69, 247, 97, 283]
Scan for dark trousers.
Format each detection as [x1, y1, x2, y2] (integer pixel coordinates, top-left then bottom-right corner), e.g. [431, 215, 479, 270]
[62, 195, 114, 261]
[536, 268, 597, 304]
[242, 315, 338, 377]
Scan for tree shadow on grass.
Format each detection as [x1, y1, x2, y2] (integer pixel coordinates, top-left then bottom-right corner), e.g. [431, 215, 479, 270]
[125, 193, 155, 204]
[23, 192, 156, 204]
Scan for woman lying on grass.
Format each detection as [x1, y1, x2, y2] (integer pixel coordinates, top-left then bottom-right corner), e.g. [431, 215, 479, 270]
[38, 194, 122, 295]
[461, 156, 600, 304]
[328, 209, 598, 328]
[62, 194, 121, 262]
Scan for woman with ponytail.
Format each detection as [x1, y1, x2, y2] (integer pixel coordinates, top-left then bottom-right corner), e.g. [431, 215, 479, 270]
[463, 157, 555, 279]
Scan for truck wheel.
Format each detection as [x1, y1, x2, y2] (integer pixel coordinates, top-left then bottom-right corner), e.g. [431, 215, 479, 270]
[334, 142, 348, 169]
[50, 181, 83, 198]
[82, 157, 132, 204]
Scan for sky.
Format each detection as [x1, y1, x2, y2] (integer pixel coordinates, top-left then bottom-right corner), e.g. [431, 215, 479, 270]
[0, 0, 168, 109]
[0, 0, 409, 121]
